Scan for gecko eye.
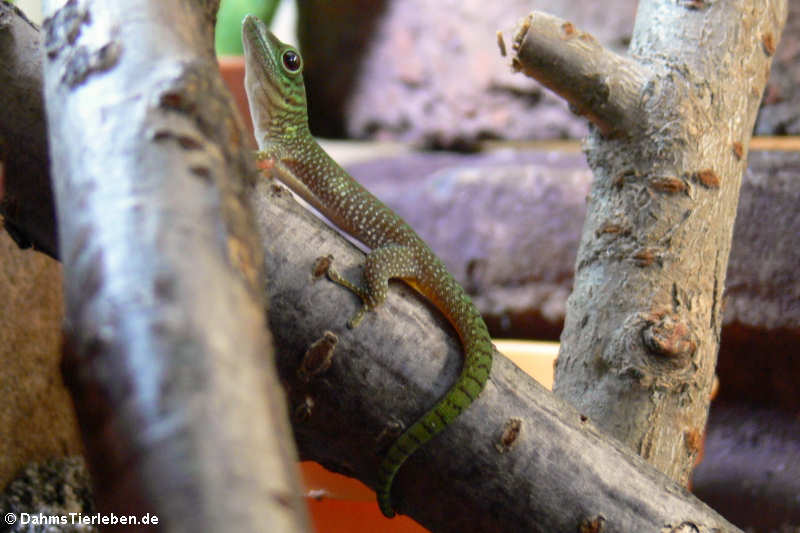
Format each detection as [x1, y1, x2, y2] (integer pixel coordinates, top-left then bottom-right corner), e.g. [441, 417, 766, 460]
[282, 50, 301, 72]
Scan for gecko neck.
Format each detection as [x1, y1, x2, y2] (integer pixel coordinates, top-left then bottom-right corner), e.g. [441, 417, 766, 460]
[256, 121, 311, 157]
[261, 132, 358, 237]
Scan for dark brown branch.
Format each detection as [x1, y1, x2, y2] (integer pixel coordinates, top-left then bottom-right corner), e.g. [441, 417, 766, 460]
[40, 1, 310, 531]
[0, 1, 57, 257]
[511, 11, 650, 137]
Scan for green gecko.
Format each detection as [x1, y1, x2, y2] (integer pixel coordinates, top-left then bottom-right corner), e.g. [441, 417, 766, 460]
[242, 15, 493, 518]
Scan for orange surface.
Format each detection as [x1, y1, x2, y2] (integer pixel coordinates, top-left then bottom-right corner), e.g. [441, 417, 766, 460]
[301, 461, 374, 502]
[307, 499, 428, 533]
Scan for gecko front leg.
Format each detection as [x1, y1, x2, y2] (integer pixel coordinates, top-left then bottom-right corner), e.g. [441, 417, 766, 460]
[325, 244, 420, 329]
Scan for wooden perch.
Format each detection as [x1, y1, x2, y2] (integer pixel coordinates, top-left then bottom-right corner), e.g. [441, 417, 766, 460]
[252, 179, 739, 532]
[511, 11, 650, 138]
[38, 1, 310, 531]
[511, 1, 789, 486]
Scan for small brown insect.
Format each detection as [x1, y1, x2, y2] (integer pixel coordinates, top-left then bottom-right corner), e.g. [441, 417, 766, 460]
[633, 249, 656, 267]
[596, 222, 627, 237]
[650, 176, 687, 194]
[177, 134, 203, 150]
[761, 32, 776, 57]
[152, 129, 171, 142]
[562, 22, 576, 38]
[312, 255, 334, 279]
[297, 331, 338, 383]
[495, 418, 522, 453]
[189, 166, 211, 181]
[680, 0, 707, 10]
[159, 91, 184, 109]
[693, 169, 721, 189]
[732, 141, 744, 160]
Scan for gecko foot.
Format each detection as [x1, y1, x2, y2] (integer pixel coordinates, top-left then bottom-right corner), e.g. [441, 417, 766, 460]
[324, 262, 371, 329]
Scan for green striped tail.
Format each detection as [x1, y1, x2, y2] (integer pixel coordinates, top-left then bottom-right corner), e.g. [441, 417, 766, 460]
[376, 314, 492, 517]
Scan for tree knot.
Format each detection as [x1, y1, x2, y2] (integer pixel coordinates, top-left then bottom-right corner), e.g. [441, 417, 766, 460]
[641, 311, 697, 362]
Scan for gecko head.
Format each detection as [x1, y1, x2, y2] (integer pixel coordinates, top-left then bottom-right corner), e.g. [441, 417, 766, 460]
[242, 15, 309, 147]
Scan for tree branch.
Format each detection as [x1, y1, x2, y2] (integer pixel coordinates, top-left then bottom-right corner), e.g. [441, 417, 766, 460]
[513, 1, 789, 485]
[252, 179, 739, 532]
[510, 11, 650, 138]
[0, 1, 57, 257]
[40, 1, 310, 531]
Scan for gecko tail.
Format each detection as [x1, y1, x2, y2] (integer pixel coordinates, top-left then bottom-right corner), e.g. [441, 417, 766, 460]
[374, 354, 490, 518]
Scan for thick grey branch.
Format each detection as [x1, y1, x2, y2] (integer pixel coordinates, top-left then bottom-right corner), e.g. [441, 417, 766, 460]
[253, 180, 739, 532]
[40, 1, 309, 532]
[549, 0, 789, 485]
[511, 11, 650, 137]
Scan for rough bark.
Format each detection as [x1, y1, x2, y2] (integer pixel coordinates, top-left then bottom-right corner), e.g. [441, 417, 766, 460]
[509, 12, 648, 138]
[252, 179, 739, 533]
[511, 3, 789, 486]
[40, 1, 309, 532]
[0, 1, 57, 257]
